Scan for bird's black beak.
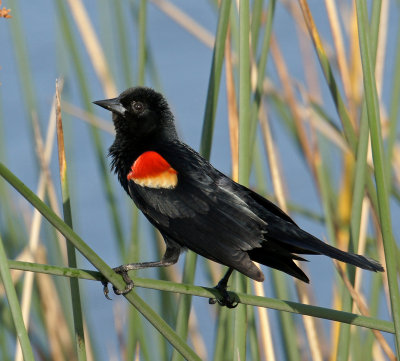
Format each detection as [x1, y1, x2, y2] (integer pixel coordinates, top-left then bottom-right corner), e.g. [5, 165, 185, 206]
[93, 97, 126, 116]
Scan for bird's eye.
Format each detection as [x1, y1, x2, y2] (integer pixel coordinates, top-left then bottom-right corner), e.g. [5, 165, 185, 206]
[132, 101, 144, 112]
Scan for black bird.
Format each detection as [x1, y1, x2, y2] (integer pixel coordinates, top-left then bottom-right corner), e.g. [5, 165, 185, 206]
[94, 87, 384, 307]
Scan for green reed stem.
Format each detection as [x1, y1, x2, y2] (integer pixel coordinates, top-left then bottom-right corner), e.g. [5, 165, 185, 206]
[200, 0, 232, 159]
[7, 260, 396, 334]
[0, 235, 35, 361]
[356, 0, 400, 356]
[56, 83, 87, 361]
[0, 161, 201, 361]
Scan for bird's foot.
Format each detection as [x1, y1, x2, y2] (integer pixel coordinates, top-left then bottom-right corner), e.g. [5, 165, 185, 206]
[208, 281, 238, 308]
[102, 265, 135, 300]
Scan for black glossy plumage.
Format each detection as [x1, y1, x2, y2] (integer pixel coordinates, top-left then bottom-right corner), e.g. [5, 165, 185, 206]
[94, 87, 384, 287]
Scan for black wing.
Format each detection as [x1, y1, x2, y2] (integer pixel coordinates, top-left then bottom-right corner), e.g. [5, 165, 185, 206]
[127, 142, 268, 274]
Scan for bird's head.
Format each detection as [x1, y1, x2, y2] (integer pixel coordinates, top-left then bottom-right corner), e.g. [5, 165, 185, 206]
[94, 87, 178, 143]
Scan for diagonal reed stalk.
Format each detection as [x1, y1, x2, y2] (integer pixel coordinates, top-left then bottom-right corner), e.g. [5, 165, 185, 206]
[0, 161, 201, 361]
[150, 0, 215, 48]
[0, 234, 34, 361]
[66, 0, 117, 97]
[297, 0, 357, 151]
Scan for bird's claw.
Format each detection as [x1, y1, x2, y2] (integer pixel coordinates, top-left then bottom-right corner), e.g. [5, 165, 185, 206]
[208, 283, 238, 308]
[102, 280, 113, 300]
[102, 267, 135, 300]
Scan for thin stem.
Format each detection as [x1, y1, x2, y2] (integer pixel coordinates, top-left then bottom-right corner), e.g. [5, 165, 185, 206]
[356, 0, 400, 356]
[7, 260, 396, 335]
[199, 0, 232, 159]
[0, 161, 201, 361]
[0, 236, 35, 361]
[56, 81, 87, 361]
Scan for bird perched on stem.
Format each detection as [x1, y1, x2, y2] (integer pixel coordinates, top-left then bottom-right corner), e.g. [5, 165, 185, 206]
[94, 87, 384, 307]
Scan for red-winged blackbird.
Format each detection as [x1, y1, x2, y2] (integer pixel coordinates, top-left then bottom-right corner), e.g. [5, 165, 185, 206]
[94, 87, 384, 307]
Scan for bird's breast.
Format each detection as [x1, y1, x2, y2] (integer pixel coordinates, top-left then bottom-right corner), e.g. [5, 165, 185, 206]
[127, 151, 178, 189]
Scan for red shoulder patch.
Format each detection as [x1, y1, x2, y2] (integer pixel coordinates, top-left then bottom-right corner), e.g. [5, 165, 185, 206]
[127, 151, 178, 189]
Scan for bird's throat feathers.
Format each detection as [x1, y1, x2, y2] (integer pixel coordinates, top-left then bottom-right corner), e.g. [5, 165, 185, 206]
[127, 151, 178, 189]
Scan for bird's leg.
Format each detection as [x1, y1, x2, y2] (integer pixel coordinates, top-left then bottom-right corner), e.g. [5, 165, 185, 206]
[209, 267, 238, 308]
[103, 244, 180, 299]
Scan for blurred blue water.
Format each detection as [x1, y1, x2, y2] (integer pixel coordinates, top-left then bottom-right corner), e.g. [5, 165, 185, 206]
[0, 0, 398, 359]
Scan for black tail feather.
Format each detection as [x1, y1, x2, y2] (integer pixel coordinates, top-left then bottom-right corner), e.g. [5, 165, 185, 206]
[248, 232, 384, 283]
[267, 228, 384, 273]
[315, 242, 384, 272]
[248, 247, 310, 283]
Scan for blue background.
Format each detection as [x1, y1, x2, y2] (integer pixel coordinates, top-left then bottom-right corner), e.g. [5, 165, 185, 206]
[0, 1, 398, 359]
